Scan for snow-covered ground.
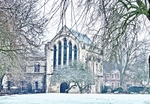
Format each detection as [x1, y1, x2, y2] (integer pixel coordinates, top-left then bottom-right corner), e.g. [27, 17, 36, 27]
[0, 93, 150, 104]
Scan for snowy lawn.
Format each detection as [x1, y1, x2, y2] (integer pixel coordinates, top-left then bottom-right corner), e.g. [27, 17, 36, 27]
[0, 93, 150, 104]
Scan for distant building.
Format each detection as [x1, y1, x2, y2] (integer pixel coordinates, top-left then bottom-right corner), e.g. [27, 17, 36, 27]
[2, 55, 46, 94]
[2, 26, 103, 94]
[103, 69, 120, 90]
[103, 62, 118, 90]
[103, 61, 141, 91]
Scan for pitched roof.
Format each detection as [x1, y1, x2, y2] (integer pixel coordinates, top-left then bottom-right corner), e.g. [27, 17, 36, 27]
[65, 26, 93, 45]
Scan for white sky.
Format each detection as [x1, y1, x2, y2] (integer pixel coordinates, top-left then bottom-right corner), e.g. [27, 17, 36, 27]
[38, 0, 150, 44]
[39, 0, 102, 43]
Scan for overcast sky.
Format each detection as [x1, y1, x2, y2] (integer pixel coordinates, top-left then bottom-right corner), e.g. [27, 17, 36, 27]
[39, 0, 150, 43]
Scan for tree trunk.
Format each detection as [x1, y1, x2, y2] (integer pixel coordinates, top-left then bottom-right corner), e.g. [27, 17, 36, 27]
[141, 86, 147, 94]
[0, 74, 5, 92]
[119, 73, 124, 89]
[141, 80, 150, 94]
[147, 8, 150, 21]
[76, 82, 83, 93]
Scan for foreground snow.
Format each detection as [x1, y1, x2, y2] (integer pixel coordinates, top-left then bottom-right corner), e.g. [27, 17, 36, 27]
[0, 93, 150, 104]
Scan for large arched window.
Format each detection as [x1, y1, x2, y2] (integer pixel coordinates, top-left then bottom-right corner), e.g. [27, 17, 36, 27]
[53, 45, 57, 69]
[69, 41, 72, 61]
[58, 41, 62, 65]
[74, 45, 77, 60]
[63, 38, 67, 65]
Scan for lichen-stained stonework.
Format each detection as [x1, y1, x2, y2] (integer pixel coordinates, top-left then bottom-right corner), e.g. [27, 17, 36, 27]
[45, 26, 103, 93]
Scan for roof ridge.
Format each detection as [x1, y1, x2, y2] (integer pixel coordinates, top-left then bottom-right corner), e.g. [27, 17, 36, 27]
[64, 26, 93, 45]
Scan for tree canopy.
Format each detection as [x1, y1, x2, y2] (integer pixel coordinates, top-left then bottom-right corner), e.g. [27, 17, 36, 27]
[0, 0, 48, 89]
[51, 61, 94, 93]
[47, 0, 150, 89]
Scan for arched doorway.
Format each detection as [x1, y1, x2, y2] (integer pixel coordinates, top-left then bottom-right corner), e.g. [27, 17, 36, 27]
[60, 82, 68, 93]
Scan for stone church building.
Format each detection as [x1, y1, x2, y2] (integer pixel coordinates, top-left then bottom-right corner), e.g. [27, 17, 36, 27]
[2, 26, 103, 93]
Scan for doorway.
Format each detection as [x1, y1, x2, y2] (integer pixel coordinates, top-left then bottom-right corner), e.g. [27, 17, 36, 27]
[60, 82, 68, 93]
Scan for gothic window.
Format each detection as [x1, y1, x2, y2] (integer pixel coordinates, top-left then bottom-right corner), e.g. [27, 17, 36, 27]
[35, 81, 38, 90]
[34, 62, 40, 72]
[74, 45, 77, 60]
[63, 38, 67, 65]
[69, 41, 72, 61]
[53, 45, 57, 69]
[58, 41, 62, 65]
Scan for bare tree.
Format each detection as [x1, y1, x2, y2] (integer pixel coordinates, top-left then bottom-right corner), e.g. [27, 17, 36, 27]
[0, 0, 48, 91]
[46, 0, 150, 48]
[129, 39, 150, 93]
[44, 0, 150, 90]
[109, 29, 139, 87]
[51, 61, 94, 93]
